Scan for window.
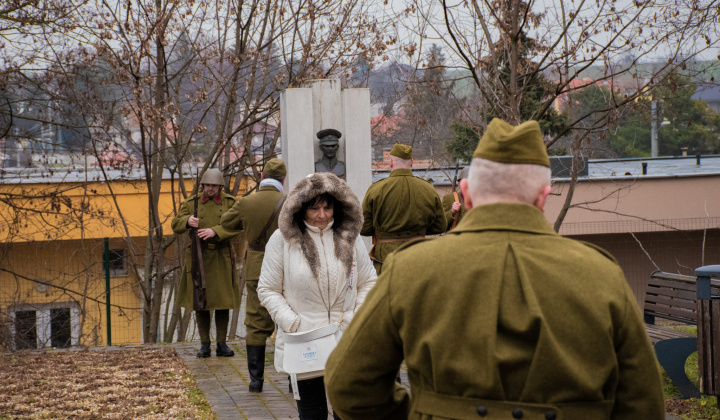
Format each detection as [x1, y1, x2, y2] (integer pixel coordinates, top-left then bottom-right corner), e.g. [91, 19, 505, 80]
[15, 311, 37, 350]
[106, 248, 127, 276]
[50, 308, 72, 348]
[10, 304, 79, 350]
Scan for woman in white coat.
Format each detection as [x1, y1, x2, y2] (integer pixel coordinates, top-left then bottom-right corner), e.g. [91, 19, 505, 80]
[258, 172, 377, 420]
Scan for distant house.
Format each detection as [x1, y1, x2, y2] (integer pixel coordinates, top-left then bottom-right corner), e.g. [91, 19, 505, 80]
[692, 83, 720, 113]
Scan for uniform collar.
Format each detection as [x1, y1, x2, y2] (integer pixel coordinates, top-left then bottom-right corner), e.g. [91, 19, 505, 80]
[201, 194, 223, 204]
[389, 168, 413, 177]
[451, 202, 557, 236]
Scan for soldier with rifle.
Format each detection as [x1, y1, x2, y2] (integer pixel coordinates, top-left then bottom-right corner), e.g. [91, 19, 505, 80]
[172, 168, 241, 358]
[220, 158, 286, 393]
[441, 165, 469, 231]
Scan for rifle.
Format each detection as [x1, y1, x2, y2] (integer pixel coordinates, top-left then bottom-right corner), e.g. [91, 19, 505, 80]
[190, 172, 207, 311]
[451, 163, 460, 192]
[450, 163, 461, 230]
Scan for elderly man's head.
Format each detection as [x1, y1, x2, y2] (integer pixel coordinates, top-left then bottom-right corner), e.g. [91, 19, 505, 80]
[389, 143, 413, 169]
[460, 119, 551, 211]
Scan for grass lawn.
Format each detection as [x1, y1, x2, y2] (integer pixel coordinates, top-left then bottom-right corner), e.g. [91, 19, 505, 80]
[663, 326, 720, 420]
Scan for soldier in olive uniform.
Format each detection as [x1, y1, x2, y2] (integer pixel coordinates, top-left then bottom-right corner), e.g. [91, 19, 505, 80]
[171, 168, 242, 359]
[441, 166, 468, 231]
[220, 158, 286, 393]
[326, 119, 665, 419]
[361, 143, 446, 274]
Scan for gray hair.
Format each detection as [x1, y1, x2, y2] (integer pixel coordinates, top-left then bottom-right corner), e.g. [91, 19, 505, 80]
[466, 158, 551, 205]
[390, 155, 412, 168]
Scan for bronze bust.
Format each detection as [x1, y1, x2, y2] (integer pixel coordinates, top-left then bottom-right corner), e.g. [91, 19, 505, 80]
[314, 128, 346, 178]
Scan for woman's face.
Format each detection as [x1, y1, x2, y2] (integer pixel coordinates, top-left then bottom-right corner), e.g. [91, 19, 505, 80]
[304, 198, 334, 230]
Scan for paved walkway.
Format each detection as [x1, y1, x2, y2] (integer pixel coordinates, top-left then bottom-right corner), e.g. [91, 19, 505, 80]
[175, 340, 680, 420]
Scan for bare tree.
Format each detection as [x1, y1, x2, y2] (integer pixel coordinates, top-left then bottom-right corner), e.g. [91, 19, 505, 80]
[392, 0, 720, 227]
[1, 0, 394, 344]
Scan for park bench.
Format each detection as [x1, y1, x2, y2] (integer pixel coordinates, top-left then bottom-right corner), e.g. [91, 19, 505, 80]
[643, 266, 720, 401]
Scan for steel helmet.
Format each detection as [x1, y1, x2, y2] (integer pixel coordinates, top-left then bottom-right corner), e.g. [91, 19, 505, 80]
[200, 168, 224, 186]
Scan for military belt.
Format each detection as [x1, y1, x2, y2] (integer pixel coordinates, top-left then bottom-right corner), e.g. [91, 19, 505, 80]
[375, 236, 425, 244]
[414, 389, 614, 420]
[198, 241, 228, 251]
[247, 243, 266, 252]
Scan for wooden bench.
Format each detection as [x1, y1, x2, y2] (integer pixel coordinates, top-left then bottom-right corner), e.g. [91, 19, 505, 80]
[643, 269, 720, 399]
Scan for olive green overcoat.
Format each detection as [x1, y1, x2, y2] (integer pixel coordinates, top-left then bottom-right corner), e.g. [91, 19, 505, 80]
[441, 190, 466, 231]
[220, 185, 284, 345]
[171, 192, 242, 311]
[326, 203, 665, 420]
[361, 168, 446, 273]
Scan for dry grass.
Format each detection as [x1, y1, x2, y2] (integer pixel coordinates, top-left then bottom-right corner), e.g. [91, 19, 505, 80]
[0, 347, 214, 419]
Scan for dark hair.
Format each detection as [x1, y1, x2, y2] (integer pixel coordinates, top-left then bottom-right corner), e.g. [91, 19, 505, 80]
[294, 192, 345, 234]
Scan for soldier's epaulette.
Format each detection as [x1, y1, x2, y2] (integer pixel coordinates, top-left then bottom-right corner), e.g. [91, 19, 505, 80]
[576, 240, 619, 264]
[395, 237, 430, 253]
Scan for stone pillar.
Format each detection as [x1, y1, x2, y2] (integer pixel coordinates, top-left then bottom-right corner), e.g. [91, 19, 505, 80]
[280, 79, 372, 203]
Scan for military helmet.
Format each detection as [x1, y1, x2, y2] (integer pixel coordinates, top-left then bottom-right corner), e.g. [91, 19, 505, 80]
[200, 168, 224, 186]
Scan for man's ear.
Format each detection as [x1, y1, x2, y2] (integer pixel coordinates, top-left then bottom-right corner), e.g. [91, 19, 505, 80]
[534, 185, 552, 213]
[460, 178, 473, 209]
[260, 173, 265, 181]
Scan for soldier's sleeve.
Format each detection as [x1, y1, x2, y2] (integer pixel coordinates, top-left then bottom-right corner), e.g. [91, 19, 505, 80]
[171, 199, 192, 235]
[211, 197, 242, 241]
[441, 193, 455, 228]
[220, 197, 245, 231]
[360, 188, 375, 237]
[325, 253, 410, 420]
[426, 190, 447, 235]
[610, 271, 665, 419]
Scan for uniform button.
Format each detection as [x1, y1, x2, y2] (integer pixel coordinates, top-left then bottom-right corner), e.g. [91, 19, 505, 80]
[476, 405, 488, 416]
[512, 408, 523, 419]
[545, 410, 557, 420]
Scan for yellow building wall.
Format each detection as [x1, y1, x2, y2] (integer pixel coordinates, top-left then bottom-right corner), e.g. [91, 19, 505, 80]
[0, 174, 250, 347]
[1, 238, 144, 346]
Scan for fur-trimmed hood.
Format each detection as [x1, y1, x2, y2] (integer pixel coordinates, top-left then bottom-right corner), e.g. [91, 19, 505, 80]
[278, 172, 363, 279]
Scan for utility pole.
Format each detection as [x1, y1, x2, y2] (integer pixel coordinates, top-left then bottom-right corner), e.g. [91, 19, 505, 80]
[651, 100, 658, 158]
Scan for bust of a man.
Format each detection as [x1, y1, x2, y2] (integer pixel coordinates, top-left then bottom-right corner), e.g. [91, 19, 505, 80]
[314, 128, 346, 178]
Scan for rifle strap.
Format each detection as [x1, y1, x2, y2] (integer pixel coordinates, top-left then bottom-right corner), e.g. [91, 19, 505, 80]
[248, 194, 286, 252]
[451, 192, 460, 230]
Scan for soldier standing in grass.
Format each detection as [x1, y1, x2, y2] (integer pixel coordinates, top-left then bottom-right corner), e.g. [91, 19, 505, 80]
[326, 119, 664, 420]
[360, 143, 446, 274]
[220, 158, 286, 393]
[171, 168, 241, 359]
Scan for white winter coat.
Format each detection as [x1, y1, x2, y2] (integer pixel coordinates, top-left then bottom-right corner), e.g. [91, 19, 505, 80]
[257, 172, 378, 378]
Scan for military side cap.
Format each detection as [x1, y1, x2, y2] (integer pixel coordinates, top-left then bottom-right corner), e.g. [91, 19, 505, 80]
[390, 143, 412, 160]
[263, 158, 287, 177]
[317, 128, 342, 144]
[473, 118, 550, 168]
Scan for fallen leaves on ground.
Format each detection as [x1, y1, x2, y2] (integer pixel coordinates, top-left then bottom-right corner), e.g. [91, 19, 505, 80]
[0, 347, 209, 419]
